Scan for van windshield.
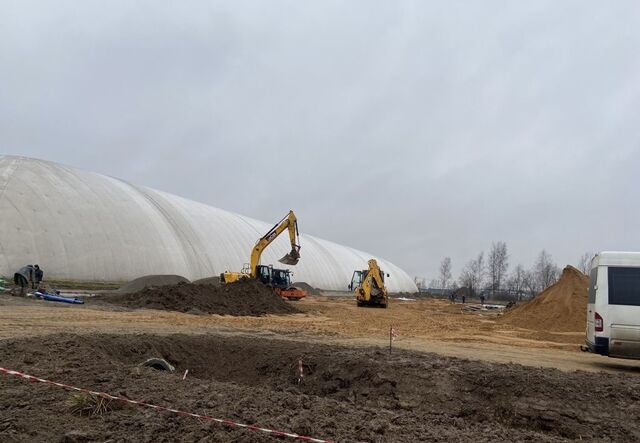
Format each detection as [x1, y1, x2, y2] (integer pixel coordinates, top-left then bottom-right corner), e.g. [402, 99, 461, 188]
[608, 267, 640, 306]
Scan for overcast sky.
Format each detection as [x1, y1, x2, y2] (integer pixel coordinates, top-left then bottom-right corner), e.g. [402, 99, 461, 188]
[2, 1, 640, 282]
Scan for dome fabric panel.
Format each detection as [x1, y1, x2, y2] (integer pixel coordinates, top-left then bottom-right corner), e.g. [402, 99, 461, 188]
[0, 156, 417, 292]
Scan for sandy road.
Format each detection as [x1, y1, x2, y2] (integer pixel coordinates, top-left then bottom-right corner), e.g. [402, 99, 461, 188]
[2, 294, 639, 374]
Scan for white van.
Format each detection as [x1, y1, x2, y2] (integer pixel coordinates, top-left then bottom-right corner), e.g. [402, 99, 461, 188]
[586, 251, 640, 359]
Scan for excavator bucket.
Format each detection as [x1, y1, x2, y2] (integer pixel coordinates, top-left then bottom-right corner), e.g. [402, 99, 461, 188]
[279, 247, 300, 265]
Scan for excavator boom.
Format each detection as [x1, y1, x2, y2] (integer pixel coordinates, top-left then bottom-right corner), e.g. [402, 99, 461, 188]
[221, 210, 304, 302]
[250, 210, 300, 277]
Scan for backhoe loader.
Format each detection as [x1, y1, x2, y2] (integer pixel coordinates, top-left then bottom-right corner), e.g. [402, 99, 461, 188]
[220, 210, 307, 300]
[349, 259, 388, 308]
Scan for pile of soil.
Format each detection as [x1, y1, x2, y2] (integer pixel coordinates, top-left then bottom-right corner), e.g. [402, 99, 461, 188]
[292, 281, 322, 296]
[96, 280, 300, 316]
[115, 275, 189, 294]
[192, 276, 221, 286]
[501, 265, 588, 332]
[2, 333, 640, 442]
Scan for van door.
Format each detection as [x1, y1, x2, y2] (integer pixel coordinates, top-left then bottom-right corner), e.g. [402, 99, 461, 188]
[586, 267, 598, 346]
[606, 266, 640, 359]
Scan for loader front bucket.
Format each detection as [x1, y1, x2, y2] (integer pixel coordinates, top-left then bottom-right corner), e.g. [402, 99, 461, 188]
[279, 247, 300, 265]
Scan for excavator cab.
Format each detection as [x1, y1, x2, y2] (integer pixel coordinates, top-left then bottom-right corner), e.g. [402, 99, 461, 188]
[256, 264, 306, 301]
[271, 268, 291, 289]
[255, 264, 290, 289]
[349, 270, 364, 291]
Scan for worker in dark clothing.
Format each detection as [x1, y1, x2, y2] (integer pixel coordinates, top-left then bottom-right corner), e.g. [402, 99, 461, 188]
[13, 265, 35, 296]
[34, 265, 44, 289]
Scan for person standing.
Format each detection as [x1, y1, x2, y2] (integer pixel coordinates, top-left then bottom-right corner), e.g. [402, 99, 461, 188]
[13, 265, 35, 296]
[34, 265, 44, 289]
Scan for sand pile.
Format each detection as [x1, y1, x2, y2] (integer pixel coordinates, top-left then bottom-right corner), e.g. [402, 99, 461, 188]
[292, 281, 322, 296]
[501, 265, 588, 332]
[97, 279, 300, 316]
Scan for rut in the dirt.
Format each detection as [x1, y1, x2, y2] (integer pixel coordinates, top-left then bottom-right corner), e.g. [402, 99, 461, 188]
[2, 333, 640, 442]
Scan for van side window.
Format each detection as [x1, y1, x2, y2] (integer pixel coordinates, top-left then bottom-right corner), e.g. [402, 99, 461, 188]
[588, 268, 598, 303]
[608, 267, 640, 306]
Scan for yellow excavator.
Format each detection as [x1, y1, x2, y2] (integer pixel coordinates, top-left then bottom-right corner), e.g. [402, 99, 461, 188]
[349, 259, 389, 308]
[220, 210, 307, 300]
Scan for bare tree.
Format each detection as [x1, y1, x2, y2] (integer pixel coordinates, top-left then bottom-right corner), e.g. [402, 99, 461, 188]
[471, 251, 485, 292]
[488, 241, 509, 291]
[458, 264, 474, 293]
[577, 252, 593, 275]
[459, 252, 485, 296]
[428, 278, 440, 289]
[507, 264, 527, 300]
[522, 269, 537, 297]
[439, 257, 452, 290]
[533, 249, 560, 293]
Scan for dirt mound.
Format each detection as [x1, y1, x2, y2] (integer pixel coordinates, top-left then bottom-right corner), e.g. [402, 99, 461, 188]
[192, 276, 221, 286]
[97, 279, 300, 316]
[2, 333, 640, 442]
[116, 275, 189, 294]
[501, 266, 588, 332]
[292, 281, 322, 296]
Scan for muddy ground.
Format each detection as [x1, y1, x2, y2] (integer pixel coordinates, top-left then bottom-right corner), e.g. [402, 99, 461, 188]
[2, 294, 637, 373]
[2, 333, 640, 442]
[2, 288, 640, 442]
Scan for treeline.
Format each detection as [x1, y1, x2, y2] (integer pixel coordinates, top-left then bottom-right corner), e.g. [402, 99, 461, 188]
[416, 244, 592, 301]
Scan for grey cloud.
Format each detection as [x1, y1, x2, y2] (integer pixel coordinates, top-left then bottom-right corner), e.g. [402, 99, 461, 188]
[1, 0, 640, 280]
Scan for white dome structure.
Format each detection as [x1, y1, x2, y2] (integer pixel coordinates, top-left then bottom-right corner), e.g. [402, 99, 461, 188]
[0, 156, 418, 292]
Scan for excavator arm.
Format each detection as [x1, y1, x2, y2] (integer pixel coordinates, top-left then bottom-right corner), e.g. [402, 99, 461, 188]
[362, 259, 387, 297]
[249, 210, 301, 277]
[354, 259, 388, 308]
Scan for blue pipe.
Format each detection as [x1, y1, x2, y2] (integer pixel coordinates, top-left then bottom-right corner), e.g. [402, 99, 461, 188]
[35, 291, 84, 305]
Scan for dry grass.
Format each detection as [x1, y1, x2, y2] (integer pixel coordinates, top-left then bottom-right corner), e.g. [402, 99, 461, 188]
[66, 393, 116, 416]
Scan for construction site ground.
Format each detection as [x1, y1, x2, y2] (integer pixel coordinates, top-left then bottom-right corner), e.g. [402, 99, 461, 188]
[2, 293, 640, 441]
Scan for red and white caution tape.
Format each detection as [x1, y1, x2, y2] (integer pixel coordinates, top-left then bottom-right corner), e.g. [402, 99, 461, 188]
[0, 367, 334, 443]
